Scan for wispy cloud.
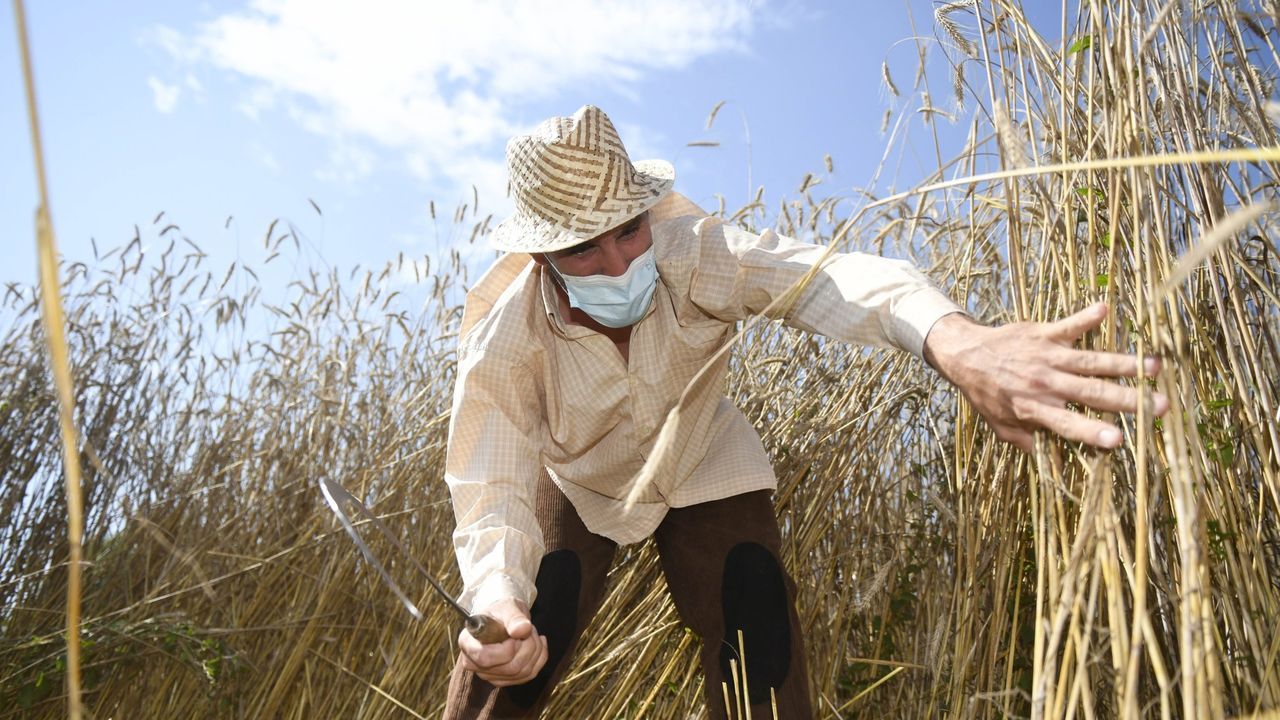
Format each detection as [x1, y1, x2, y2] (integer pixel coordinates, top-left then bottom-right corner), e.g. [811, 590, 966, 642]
[155, 0, 758, 207]
[148, 76, 181, 113]
[314, 140, 375, 185]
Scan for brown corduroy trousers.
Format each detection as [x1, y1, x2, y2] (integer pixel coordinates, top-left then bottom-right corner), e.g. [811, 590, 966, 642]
[443, 471, 812, 719]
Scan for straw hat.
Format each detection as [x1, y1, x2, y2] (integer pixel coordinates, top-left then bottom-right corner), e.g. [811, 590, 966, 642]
[489, 105, 675, 254]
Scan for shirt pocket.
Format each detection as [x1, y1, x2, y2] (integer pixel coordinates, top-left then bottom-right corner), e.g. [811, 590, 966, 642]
[664, 319, 731, 388]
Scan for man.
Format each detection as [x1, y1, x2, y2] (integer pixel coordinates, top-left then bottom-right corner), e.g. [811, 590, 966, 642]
[442, 105, 1166, 718]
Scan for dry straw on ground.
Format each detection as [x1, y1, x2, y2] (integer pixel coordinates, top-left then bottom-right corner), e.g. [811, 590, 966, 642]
[4, 0, 1280, 718]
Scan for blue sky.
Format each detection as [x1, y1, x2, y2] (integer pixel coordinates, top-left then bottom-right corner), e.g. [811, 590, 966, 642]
[3, 1, 1010, 293]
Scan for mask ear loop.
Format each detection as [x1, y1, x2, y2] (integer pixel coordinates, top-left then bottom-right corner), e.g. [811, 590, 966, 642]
[543, 256, 570, 294]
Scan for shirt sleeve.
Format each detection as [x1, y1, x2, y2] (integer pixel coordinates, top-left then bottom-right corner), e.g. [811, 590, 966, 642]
[444, 345, 545, 614]
[685, 220, 965, 357]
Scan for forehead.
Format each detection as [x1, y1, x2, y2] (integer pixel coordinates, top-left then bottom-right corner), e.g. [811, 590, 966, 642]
[555, 213, 648, 254]
[597, 212, 647, 238]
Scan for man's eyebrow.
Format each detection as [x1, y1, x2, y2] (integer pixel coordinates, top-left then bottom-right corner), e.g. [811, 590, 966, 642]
[618, 216, 644, 234]
[563, 215, 644, 253]
[554, 240, 593, 256]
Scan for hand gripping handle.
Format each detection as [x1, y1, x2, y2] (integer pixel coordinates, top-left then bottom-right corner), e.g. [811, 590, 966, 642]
[465, 613, 510, 644]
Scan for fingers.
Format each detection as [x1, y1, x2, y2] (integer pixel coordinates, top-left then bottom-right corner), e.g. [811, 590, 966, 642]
[991, 370, 1169, 452]
[460, 633, 548, 687]
[992, 424, 1035, 453]
[484, 635, 546, 687]
[1045, 374, 1167, 416]
[1052, 348, 1162, 378]
[1016, 403, 1126, 449]
[457, 598, 547, 687]
[1045, 305, 1165, 378]
[956, 305, 1173, 453]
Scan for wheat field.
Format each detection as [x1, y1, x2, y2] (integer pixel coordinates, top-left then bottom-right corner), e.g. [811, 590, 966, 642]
[3, 0, 1280, 718]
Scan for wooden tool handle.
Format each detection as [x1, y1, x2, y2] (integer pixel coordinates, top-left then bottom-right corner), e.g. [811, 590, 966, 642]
[465, 614, 509, 644]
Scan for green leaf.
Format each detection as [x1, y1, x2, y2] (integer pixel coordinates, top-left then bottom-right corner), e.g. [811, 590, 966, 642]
[203, 656, 221, 684]
[1067, 35, 1094, 55]
[17, 672, 55, 709]
[1215, 445, 1235, 465]
[1095, 273, 1110, 288]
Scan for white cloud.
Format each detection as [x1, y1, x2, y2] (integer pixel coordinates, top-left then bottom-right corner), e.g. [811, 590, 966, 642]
[156, 0, 758, 209]
[146, 25, 200, 63]
[148, 76, 181, 113]
[250, 142, 281, 172]
[237, 85, 277, 121]
[314, 139, 375, 185]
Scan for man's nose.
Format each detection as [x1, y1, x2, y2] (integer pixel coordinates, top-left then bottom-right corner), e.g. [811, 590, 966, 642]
[598, 242, 631, 277]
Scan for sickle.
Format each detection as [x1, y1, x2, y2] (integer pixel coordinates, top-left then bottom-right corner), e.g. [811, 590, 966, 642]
[318, 477, 508, 644]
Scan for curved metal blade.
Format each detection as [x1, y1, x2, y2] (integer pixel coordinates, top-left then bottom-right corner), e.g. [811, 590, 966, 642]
[318, 477, 471, 622]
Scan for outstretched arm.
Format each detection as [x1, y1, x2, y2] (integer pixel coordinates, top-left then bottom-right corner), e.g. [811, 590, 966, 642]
[922, 302, 1169, 452]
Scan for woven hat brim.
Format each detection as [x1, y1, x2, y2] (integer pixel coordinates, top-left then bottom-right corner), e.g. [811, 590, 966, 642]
[490, 159, 675, 254]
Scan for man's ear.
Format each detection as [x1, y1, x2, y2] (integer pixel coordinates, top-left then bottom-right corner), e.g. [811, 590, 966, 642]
[531, 253, 549, 267]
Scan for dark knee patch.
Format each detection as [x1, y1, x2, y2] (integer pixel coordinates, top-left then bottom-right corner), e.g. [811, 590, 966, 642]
[503, 549, 581, 709]
[719, 542, 791, 704]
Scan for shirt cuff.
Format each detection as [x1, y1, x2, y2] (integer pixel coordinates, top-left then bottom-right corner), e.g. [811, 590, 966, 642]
[890, 289, 967, 358]
[463, 572, 534, 616]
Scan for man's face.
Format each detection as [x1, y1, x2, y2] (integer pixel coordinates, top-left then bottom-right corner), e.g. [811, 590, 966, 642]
[546, 212, 651, 278]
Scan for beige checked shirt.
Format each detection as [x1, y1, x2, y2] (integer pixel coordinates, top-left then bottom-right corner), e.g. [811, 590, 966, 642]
[445, 192, 963, 613]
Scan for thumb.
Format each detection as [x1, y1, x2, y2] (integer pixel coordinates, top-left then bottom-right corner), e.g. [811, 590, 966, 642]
[486, 599, 534, 639]
[504, 613, 534, 640]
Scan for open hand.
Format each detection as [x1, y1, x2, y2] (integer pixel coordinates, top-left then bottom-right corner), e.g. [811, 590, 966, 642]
[923, 302, 1169, 452]
[457, 597, 548, 687]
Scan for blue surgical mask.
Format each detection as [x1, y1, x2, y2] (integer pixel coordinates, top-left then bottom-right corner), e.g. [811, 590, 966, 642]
[550, 245, 658, 328]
